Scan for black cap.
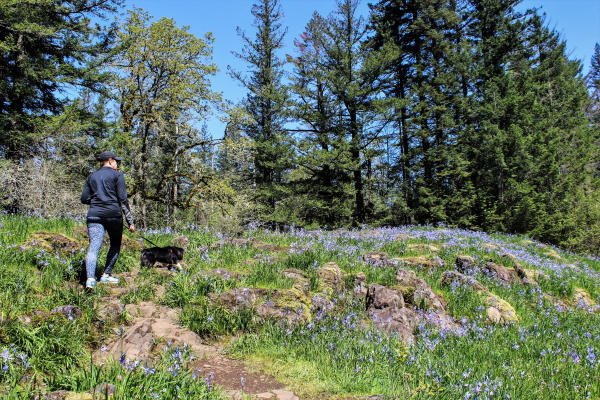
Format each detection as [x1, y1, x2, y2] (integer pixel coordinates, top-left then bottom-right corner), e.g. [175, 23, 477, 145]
[96, 151, 122, 162]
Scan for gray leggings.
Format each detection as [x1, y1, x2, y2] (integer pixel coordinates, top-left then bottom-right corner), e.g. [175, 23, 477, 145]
[85, 221, 122, 279]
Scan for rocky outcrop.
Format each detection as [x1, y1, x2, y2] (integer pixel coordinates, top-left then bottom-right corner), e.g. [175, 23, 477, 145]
[21, 231, 82, 255]
[94, 301, 214, 364]
[455, 255, 476, 273]
[366, 283, 418, 343]
[363, 252, 389, 267]
[438, 270, 518, 324]
[439, 270, 486, 292]
[483, 294, 519, 324]
[407, 243, 440, 253]
[366, 284, 404, 310]
[353, 272, 367, 299]
[318, 262, 346, 296]
[483, 262, 518, 283]
[394, 256, 444, 270]
[171, 235, 189, 249]
[573, 288, 598, 311]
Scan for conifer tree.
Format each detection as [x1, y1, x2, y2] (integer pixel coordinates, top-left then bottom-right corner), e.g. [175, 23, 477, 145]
[0, 0, 120, 159]
[287, 13, 354, 226]
[229, 0, 293, 225]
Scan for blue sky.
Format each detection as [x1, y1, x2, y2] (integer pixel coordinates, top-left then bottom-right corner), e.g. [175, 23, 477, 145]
[122, 0, 600, 137]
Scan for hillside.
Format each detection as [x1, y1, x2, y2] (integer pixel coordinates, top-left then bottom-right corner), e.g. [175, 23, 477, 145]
[0, 215, 599, 399]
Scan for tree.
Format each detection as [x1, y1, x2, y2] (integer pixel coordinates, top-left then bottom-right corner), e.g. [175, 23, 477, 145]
[367, 0, 474, 226]
[287, 13, 354, 226]
[111, 9, 221, 227]
[229, 0, 293, 225]
[0, 0, 120, 159]
[587, 43, 600, 124]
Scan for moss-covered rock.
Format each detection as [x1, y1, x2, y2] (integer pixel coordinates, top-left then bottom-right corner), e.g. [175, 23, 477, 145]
[484, 294, 519, 324]
[572, 288, 598, 311]
[318, 262, 346, 296]
[21, 231, 83, 255]
[406, 243, 439, 253]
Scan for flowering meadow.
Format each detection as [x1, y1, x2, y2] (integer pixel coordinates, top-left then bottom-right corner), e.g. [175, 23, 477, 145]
[0, 214, 599, 399]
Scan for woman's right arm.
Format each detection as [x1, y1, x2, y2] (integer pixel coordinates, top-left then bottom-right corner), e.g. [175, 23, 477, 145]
[80, 177, 92, 204]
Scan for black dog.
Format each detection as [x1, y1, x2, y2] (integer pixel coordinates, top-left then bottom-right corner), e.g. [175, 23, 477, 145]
[141, 246, 184, 271]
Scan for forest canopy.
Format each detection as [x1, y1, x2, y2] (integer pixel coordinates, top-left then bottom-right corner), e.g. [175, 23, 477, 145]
[1, 0, 600, 254]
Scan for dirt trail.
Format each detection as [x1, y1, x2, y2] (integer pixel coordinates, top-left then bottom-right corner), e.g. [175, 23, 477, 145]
[91, 269, 301, 400]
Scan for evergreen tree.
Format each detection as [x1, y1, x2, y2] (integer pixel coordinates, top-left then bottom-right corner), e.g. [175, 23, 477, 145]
[587, 43, 600, 124]
[287, 13, 354, 226]
[367, 0, 474, 226]
[229, 0, 293, 225]
[0, 0, 120, 159]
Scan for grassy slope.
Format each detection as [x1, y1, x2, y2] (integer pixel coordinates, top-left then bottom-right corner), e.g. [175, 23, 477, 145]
[0, 215, 599, 399]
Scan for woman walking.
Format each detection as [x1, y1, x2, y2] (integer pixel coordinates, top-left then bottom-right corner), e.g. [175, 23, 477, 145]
[80, 151, 135, 289]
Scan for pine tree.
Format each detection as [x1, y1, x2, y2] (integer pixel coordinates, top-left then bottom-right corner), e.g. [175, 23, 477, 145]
[0, 0, 120, 159]
[229, 0, 293, 225]
[287, 13, 354, 226]
[367, 0, 474, 226]
[587, 43, 600, 124]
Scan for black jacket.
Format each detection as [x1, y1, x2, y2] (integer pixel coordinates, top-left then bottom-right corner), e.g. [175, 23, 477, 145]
[80, 167, 134, 225]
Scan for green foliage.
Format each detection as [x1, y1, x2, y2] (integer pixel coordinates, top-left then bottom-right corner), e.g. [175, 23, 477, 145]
[180, 298, 256, 339]
[0, 0, 121, 158]
[48, 346, 222, 399]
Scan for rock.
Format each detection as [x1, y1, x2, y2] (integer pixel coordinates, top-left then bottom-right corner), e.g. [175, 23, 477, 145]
[216, 288, 268, 311]
[413, 283, 448, 312]
[353, 272, 368, 299]
[252, 240, 291, 253]
[256, 393, 275, 399]
[65, 393, 93, 400]
[500, 253, 518, 263]
[543, 248, 562, 260]
[44, 390, 70, 400]
[524, 269, 549, 282]
[363, 252, 389, 267]
[271, 389, 300, 400]
[407, 243, 439, 252]
[567, 264, 581, 272]
[216, 287, 311, 324]
[171, 235, 189, 249]
[18, 310, 48, 324]
[366, 284, 404, 310]
[394, 256, 443, 270]
[97, 302, 124, 323]
[281, 269, 307, 281]
[395, 268, 447, 311]
[486, 307, 502, 324]
[368, 306, 420, 343]
[396, 268, 422, 292]
[543, 293, 569, 310]
[21, 231, 82, 256]
[395, 234, 415, 241]
[52, 305, 82, 321]
[318, 262, 346, 296]
[482, 243, 499, 251]
[455, 255, 476, 273]
[484, 294, 518, 324]
[573, 288, 597, 310]
[438, 271, 487, 293]
[483, 262, 517, 283]
[92, 383, 116, 398]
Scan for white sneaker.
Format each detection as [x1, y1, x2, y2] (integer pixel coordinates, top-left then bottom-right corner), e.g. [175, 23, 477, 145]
[85, 278, 97, 289]
[100, 275, 119, 284]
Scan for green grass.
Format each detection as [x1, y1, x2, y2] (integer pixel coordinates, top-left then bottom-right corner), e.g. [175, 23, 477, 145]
[1, 215, 599, 399]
